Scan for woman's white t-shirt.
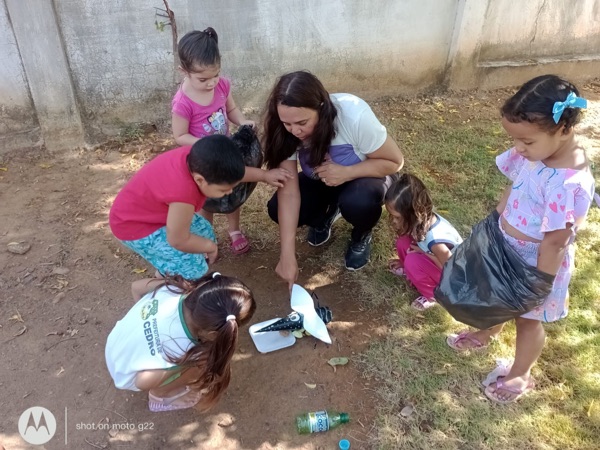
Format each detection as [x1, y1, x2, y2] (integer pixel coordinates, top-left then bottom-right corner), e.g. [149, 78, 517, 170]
[288, 93, 387, 178]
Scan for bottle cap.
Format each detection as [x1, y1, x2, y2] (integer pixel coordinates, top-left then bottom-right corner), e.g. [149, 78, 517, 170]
[339, 439, 350, 450]
[340, 412, 350, 423]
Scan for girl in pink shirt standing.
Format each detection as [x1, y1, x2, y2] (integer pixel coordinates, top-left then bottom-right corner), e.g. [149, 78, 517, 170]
[446, 75, 595, 404]
[172, 28, 291, 254]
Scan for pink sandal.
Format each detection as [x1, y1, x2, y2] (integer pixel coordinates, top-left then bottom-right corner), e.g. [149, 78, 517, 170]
[148, 386, 203, 412]
[388, 259, 405, 276]
[446, 331, 489, 352]
[229, 231, 250, 255]
[484, 376, 535, 404]
[411, 296, 436, 311]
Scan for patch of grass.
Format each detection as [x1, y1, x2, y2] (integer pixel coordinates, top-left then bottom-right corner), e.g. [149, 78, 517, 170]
[357, 95, 600, 449]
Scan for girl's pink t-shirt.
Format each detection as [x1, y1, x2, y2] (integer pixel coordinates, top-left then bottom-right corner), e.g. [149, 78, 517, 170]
[496, 147, 595, 240]
[171, 78, 231, 138]
[109, 146, 206, 241]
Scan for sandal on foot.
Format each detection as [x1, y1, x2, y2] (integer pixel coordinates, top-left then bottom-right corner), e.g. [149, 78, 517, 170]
[446, 331, 489, 352]
[229, 231, 250, 255]
[388, 259, 405, 276]
[148, 386, 203, 412]
[484, 377, 535, 405]
[481, 359, 513, 388]
[411, 296, 436, 311]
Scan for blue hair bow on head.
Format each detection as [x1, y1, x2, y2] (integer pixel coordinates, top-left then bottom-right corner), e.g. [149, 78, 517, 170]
[552, 92, 587, 124]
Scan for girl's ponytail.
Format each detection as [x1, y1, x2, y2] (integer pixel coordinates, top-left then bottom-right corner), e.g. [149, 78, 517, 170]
[202, 27, 218, 44]
[165, 273, 256, 411]
[178, 28, 221, 72]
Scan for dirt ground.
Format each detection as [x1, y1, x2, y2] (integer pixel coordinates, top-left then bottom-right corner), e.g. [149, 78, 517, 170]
[0, 137, 385, 450]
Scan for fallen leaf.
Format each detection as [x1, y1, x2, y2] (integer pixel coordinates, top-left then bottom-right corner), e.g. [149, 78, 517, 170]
[13, 326, 27, 337]
[304, 383, 317, 389]
[52, 292, 66, 304]
[400, 405, 414, 417]
[9, 311, 24, 323]
[437, 209, 449, 214]
[0, 167, 7, 171]
[57, 367, 65, 376]
[131, 268, 147, 274]
[39, 163, 53, 169]
[218, 417, 235, 428]
[52, 267, 70, 275]
[327, 357, 349, 372]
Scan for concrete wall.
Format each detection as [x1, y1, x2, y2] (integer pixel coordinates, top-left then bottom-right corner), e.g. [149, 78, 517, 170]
[1, 0, 599, 152]
[0, 1, 39, 150]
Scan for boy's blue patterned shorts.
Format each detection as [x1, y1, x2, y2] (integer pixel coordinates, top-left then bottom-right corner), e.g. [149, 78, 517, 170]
[121, 214, 216, 280]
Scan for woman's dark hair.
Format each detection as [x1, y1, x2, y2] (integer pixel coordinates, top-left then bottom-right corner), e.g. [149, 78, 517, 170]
[384, 173, 434, 242]
[263, 71, 337, 169]
[158, 272, 256, 411]
[501, 75, 583, 133]
[187, 134, 245, 184]
[178, 28, 220, 72]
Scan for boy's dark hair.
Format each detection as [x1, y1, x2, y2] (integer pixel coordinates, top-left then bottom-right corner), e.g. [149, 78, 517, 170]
[187, 135, 245, 184]
[263, 71, 337, 169]
[178, 28, 220, 72]
[385, 173, 434, 242]
[501, 74, 583, 133]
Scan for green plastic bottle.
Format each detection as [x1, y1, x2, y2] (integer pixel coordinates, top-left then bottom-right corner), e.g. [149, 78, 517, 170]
[296, 410, 350, 434]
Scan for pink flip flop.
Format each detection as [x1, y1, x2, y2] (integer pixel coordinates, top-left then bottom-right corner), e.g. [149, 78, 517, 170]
[484, 376, 535, 404]
[148, 386, 203, 412]
[388, 259, 405, 276]
[229, 231, 250, 255]
[446, 331, 489, 352]
[411, 296, 437, 311]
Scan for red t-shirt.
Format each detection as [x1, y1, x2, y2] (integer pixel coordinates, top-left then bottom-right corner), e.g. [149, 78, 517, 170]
[109, 146, 206, 241]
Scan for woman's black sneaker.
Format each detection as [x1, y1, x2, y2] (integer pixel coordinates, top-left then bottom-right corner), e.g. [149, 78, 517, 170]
[307, 207, 341, 246]
[344, 232, 372, 270]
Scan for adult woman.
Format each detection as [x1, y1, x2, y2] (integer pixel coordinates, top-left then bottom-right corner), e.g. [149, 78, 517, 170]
[263, 71, 404, 288]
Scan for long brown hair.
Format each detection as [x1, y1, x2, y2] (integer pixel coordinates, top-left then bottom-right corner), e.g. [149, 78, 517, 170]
[158, 272, 256, 411]
[263, 71, 337, 169]
[384, 173, 434, 242]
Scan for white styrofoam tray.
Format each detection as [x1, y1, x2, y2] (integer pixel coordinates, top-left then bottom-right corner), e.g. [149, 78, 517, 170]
[249, 318, 296, 353]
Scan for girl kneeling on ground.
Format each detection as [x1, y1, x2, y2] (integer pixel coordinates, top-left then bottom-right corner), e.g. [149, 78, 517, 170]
[105, 272, 256, 412]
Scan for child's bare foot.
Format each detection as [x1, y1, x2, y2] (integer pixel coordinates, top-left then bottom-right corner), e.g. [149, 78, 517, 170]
[484, 375, 535, 404]
[446, 330, 493, 351]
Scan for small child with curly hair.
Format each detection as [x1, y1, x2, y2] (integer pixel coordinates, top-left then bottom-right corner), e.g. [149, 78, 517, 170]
[385, 173, 462, 310]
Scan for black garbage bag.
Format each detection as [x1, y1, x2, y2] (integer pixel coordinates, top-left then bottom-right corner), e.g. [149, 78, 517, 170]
[203, 125, 263, 214]
[434, 210, 555, 329]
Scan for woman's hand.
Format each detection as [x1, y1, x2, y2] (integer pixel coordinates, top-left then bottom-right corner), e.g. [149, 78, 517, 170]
[276, 254, 298, 291]
[314, 157, 351, 186]
[264, 168, 293, 188]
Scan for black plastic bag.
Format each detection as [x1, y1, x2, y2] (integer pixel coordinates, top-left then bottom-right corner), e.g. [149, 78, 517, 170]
[434, 210, 555, 329]
[203, 125, 263, 214]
